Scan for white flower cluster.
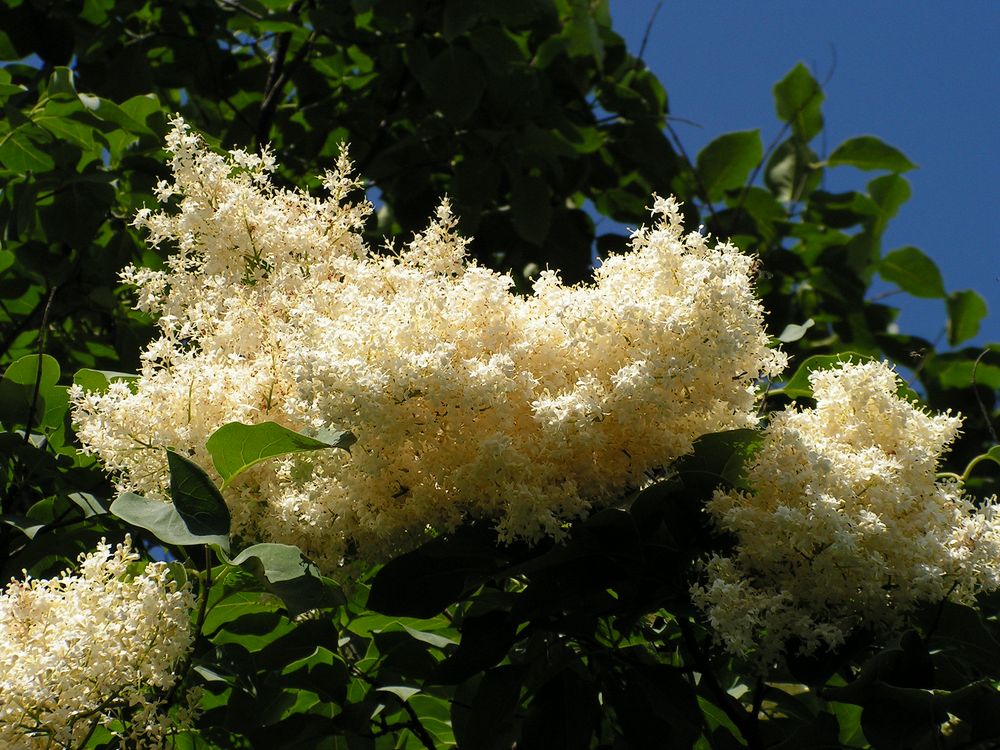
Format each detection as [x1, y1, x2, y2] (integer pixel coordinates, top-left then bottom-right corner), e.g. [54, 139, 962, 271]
[693, 361, 1000, 664]
[0, 537, 196, 748]
[72, 118, 785, 568]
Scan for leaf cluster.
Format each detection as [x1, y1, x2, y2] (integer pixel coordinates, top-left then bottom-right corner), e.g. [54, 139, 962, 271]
[2, 1, 1000, 748]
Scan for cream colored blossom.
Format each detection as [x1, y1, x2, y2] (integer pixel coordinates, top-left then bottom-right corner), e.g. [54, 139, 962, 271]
[692, 360, 1000, 665]
[72, 117, 785, 568]
[0, 536, 196, 748]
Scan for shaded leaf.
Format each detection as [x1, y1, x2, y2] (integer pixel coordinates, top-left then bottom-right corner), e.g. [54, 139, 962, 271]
[452, 666, 525, 750]
[0, 130, 54, 172]
[0, 354, 66, 430]
[415, 45, 486, 124]
[765, 137, 820, 202]
[510, 172, 551, 245]
[110, 492, 230, 550]
[947, 289, 988, 346]
[696, 130, 762, 202]
[368, 524, 504, 617]
[521, 668, 599, 750]
[228, 542, 340, 615]
[167, 450, 232, 537]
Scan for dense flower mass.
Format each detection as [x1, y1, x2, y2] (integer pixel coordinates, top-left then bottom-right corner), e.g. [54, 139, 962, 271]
[692, 361, 1000, 664]
[0, 537, 195, 748]
[72, 118, 786, 568]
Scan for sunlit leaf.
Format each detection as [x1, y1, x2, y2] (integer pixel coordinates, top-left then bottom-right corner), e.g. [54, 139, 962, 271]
[206, 421, 355, 488]
[776, 318, 814, 343]
[879, 246, 946, 298]
[377, 685, 421, 702]
[828, 136, 915, 172]
[773, 62, 824, 141]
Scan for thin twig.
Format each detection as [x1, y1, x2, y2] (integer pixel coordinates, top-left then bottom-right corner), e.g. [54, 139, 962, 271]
[637, 0, 665, 63]
[217, 0, 265, 21]
[728, 54, 836, 237]
[256, 0, 311, 146]
[398, 695, 439, 750]
[664, 121, 718, 224]
[0, 294, 48, 363]
[750, 676, 765, 725]
[165, 545, 214, 706]
[972, 349, 999, 443]
[23, 285, 57, 445]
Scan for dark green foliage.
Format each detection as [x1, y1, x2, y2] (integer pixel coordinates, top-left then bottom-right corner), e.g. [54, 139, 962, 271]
[1, 1, 999, 748]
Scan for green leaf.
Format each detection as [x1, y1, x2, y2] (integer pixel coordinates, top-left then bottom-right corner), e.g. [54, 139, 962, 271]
[167, 450, 231, 537]
[67, 492, 107, 517]
[415, 45, 486, 124]
[947, 290, 988, 346]
[868, 174, 911, 219]
[0, 81, 27, 98]
[77, 94, 155, 135]
[921, 601, 1000, 676]
[606, 664, 700, 749]
[510, 173, 551, 245]
[828, 136, 915, 173]
[1, 353, 60, 389]
[73, 368, 139, 395]
[226, 542, 337, 615]
[673, 429, 763, 495]
[228, 542, 317, 582]
[564, 12, 603, 67]
[206, 421, 355, 488]
[377, 685, 421, 702]
[402, 623, 458, 648]
[830, 700, 865, 748]
[452, 666, 525, 750]
[0, 354, 65, 430]
[1, 513, 45, 539]
[118, 93, 163, 128]
[696, 130, 762, 202]
[202, 566, 282, 634]
[776, 318, 814, 343]
[938, 360, 1000, 390]
[368, 525, 504, 617]
[772, 62, 824, 141]
[878, 246, 946, 299]
[443, 1, 480, 41]
[37, 107, 96, 151]
[765, 137, 820, 202]
[47, 66, 77, 98]
[110, 492, 230, 550]
[0, 130, 55, 172]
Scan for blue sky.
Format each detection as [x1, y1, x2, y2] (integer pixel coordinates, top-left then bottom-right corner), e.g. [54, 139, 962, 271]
[610, 2, 999, 348]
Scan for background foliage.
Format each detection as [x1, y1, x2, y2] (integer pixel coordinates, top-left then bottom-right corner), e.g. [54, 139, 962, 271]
[1, 0, 999, 748]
